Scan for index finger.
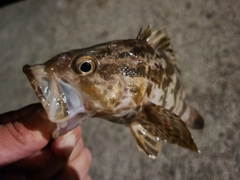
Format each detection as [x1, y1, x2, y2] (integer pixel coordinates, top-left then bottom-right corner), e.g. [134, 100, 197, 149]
[0, 104, 56, 167]
[0, 103, 42, 124]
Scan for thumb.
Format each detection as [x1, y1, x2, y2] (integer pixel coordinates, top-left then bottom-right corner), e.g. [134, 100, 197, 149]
[0, 104, 56, 167]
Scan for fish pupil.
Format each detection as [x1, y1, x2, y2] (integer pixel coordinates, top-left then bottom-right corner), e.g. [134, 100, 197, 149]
[80, 62, 92, 72]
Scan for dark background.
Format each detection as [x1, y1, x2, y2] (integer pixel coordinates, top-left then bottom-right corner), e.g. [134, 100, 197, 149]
[0, 0, 239, 179]
[0, 0, 23, 7]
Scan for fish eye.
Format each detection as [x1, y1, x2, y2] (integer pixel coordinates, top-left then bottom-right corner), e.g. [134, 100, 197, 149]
[72, 56, 96, 75]
[80, 62, 92, 72]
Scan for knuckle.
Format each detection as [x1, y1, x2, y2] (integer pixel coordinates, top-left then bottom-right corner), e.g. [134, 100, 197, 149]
[8, 121, 39, 149]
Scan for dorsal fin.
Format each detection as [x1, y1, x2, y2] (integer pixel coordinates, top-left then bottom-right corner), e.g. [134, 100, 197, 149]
[136, 25, 176, 65]
[136, 25, 152, 41]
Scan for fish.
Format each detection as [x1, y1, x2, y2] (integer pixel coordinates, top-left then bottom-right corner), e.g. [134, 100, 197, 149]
[23, 25, 204, 159]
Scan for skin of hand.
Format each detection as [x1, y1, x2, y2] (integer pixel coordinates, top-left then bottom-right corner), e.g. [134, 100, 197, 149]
[0, 103, 92, 180]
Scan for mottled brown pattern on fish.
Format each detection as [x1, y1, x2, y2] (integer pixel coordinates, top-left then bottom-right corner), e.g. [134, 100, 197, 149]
[132, 43, 155, 57]
[146, 83, 152, 97]
[162, 76, 172, 90]
[97, 104, 141, 124]
[169, 78, 181, 111]
[179, 101, 187, 117]
[166, 59, 175, 73]
[174, 78, 181, 103]
[98, 63, 120, 80]
[147, 68, 163, 87]
[23, 26, 203, 157]
[129, 102, 198, 152]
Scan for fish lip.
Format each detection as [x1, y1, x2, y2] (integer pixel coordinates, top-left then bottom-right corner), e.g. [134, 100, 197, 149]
[23, 64, 93, 124]
[23, 64, 48, 105]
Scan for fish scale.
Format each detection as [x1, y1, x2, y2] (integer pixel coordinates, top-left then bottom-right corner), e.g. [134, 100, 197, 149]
[23, 25, 204, 158]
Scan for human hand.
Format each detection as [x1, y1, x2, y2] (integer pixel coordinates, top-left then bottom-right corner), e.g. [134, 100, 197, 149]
[0, 103, 92, 180]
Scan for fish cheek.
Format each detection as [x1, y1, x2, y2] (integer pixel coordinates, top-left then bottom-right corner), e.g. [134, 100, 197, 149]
[108, 83, 123, 105]
[78, 77, 101, 101]
[78, 76, 121, 109]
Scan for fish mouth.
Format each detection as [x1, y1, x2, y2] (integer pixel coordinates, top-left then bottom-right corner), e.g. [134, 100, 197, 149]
[23, 64, 94, 125]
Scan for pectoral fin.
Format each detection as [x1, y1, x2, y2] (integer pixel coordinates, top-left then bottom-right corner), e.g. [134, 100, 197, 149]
[130, 122, 162, 159]
[141, 103, 198, 152]
[131, 103, 198, 156]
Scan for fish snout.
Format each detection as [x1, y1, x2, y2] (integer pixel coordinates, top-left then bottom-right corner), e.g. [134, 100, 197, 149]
[23, 64, 94, 129]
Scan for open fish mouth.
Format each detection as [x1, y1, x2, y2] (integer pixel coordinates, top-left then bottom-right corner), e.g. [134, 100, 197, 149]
[23, 64, 94, 127]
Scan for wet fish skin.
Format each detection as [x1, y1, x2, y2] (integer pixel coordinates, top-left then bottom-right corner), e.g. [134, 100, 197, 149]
[23, 26, 204, 158]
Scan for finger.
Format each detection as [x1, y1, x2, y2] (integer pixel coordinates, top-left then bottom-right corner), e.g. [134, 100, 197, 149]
[68, 133, 84, 161]
[71, 148, 92, 180]
[0, 105, 55, 167]
[0, 103, 42, 124]
[68, 148, 92, 180]
[4, 147, 65, 180]
[83, 175, 92, 180]
[24, 149, 65, 180]
[53, 148, 92, 180]
[51, 126, 82, 160]
[3, 128, 82, 179]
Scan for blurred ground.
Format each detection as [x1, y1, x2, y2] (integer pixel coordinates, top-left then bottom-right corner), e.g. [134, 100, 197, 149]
[0, 0, 239, 179]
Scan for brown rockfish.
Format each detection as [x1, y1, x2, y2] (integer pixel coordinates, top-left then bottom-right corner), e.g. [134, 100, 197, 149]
[23, 26, 204, 159]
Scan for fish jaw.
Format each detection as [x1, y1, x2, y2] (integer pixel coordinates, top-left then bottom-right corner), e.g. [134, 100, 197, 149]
[23, 64, 95, 137]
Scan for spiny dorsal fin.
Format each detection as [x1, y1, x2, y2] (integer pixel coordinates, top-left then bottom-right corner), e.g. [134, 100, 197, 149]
[136, 25, 152, 41]
[136, 25, 176, 65]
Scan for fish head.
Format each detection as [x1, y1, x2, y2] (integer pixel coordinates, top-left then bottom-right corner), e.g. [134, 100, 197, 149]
[23, 41, 149, 135]
[23, 52, 96, 126]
